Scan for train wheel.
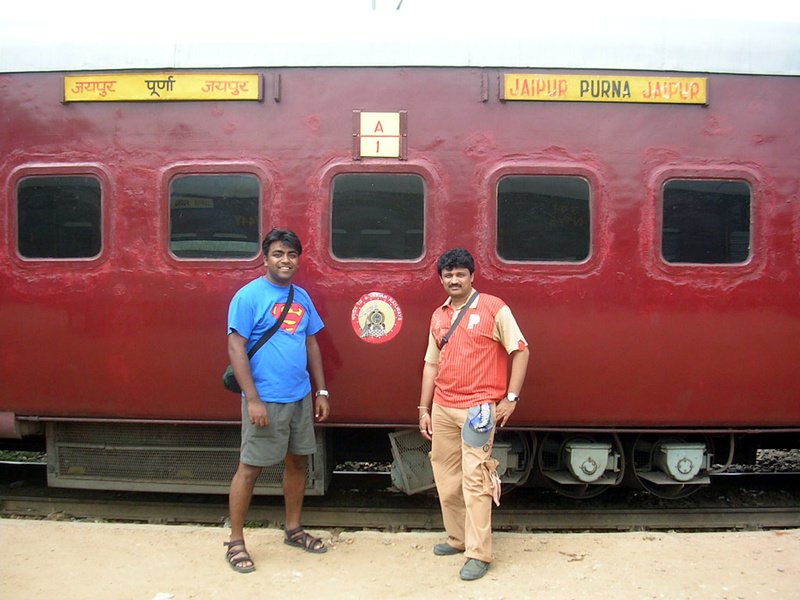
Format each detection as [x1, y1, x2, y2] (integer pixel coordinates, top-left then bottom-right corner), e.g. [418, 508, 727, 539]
[628, 434, 712, 499]
[535, 432, 624, 499]
[494, 431, 536, 492]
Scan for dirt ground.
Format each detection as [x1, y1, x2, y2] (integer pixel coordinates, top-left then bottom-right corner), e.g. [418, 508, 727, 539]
[1, 519, 798, 600]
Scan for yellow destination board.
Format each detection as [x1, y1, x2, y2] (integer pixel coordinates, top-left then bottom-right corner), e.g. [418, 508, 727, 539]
[503, 74, 707, 105]
[64, 73, 262, 102]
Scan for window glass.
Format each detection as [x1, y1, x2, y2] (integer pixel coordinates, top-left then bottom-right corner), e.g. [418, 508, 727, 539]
[17, 176, 102, 259]
[497, 176, 591, 262]
[331, 173, 424, 260]
[662, 180, 751, 264]
[170, 174, 260, 259]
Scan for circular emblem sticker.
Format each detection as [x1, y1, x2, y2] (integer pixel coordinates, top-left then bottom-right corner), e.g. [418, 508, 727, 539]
[351, 292, 403, 343]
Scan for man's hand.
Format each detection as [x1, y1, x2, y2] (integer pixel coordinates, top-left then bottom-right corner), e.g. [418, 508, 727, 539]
[495, 398, 518, 428]
[315, 395, 330, 422]
[247, 397, 269, 427]
[419, 413, 432, 441]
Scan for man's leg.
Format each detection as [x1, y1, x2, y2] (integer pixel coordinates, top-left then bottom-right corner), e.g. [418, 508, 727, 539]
[281, 452, 325, 552]
[229, 462, 263, 540]
[227, 462, 263, 568]
[431, 405, 467, 550]
[462, 441, 494, 564]
[283, 452, 308, 532]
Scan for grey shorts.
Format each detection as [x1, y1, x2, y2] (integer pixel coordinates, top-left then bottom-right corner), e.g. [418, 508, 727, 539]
[240, 393, 317, 467]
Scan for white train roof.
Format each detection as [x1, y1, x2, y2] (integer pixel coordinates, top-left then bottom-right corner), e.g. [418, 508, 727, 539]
[2, 1, 799, 76]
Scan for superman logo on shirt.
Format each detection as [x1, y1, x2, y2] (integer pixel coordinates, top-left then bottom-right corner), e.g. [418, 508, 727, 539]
[272, 303, 305, 334]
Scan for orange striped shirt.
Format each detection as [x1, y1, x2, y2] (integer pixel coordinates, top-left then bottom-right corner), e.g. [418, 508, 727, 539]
[424, 291, 528, 409]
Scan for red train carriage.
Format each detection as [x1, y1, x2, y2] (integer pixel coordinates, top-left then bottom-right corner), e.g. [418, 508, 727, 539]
[1, 8, 799, 498]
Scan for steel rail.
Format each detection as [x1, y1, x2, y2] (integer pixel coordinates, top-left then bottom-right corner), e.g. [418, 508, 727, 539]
[2, 463, 799, 531]
[2, 493, 799, 532]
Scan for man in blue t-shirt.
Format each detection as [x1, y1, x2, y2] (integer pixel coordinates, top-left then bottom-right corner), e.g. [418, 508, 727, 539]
[224, 229, 331, 573]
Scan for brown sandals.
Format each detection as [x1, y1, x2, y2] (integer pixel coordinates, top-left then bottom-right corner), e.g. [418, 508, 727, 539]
[224, 528, 325, 572]
[224, 539, 255, 573]
[283, 526, 327, 553]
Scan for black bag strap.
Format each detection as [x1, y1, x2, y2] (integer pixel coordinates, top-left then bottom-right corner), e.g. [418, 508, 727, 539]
[439, 292, 479, 349]
[247, 284, 294, 359]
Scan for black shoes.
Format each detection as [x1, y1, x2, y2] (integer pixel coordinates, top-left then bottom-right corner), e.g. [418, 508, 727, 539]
[459, 558, 490, 580]
[434, 543, 490, 580]
[433, 543, 465, 556]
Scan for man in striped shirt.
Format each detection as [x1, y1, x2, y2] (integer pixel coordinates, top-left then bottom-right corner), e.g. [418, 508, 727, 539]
[418, 247, 529, 581]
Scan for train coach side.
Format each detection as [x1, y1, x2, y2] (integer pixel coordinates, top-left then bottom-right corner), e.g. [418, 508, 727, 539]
[1, 62, 798, 497]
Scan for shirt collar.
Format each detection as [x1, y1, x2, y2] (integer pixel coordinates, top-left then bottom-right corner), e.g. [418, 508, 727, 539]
[441, 289, 480, 311]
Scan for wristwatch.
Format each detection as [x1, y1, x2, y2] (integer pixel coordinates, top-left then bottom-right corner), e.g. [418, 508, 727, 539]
[315, 390, 329, 398]
[506, 392, 520, 403]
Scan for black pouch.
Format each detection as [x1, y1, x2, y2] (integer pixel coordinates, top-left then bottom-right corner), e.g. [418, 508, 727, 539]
[222, 365, 241, 394]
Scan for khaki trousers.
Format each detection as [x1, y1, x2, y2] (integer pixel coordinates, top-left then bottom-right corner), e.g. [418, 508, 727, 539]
[430, 404, 496, 564]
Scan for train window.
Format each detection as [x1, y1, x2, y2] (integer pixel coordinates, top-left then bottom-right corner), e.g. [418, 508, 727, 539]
[497, 176, 591, 262]
[169, 174, 260, 259]
[662, 180, 751, 264]
[331, 173, 424, 260]
[17, 176, 102, 259]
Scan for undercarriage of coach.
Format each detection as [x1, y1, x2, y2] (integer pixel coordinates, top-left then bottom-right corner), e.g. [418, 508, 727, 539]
[1, 416, 796, 500]
[389, 428, 789, 499]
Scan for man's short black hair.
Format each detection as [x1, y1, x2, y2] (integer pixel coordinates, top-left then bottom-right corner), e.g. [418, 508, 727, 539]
[437, 247, 475, 276]
[262, 228, 303, 256]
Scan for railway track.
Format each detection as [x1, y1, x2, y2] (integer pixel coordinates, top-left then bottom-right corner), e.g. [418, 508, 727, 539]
[2, 463, 799, 531]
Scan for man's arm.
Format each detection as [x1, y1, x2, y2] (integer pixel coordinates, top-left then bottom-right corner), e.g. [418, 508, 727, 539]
[228, 331, 269, 427]
[495, 346, 530, 428]
[418, 361, 438, 441]
[306, 334, 330, 422]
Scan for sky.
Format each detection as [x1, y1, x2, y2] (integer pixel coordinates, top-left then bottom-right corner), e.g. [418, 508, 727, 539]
[4, 0, 800, 30]
[1, 0, 798, 74]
